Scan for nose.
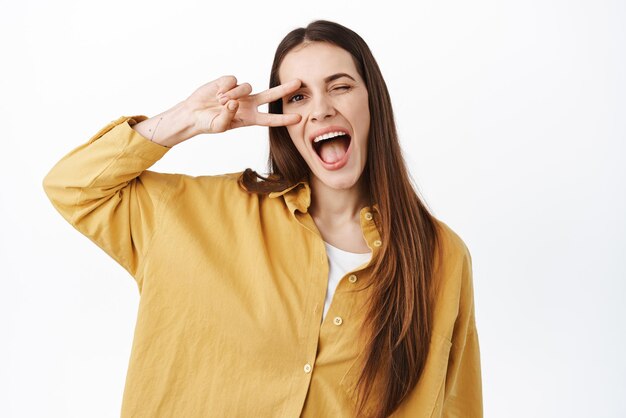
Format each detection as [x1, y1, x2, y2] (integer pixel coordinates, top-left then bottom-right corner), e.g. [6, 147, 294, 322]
[310, 93, 336, 122]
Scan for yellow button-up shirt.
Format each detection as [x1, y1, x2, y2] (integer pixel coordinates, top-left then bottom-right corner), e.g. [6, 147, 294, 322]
[43, 115, 482, 417]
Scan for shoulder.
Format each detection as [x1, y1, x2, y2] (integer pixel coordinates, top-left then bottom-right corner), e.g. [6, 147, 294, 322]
[430, 217, 475, 326]
[148, 170, 264, 219]
[179, 170, 244, 186]
[163, 170, 248, 197]
[432, 218, 472, 268]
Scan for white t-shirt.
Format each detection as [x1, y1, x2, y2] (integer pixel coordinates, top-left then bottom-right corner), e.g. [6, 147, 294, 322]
[322, 241, 372, 322]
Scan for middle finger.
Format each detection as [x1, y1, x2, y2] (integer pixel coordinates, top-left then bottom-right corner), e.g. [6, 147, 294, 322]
[218, 82, 253, 104]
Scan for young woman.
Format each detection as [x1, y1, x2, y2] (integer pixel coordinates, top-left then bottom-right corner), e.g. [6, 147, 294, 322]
[43, 20, 482, 418]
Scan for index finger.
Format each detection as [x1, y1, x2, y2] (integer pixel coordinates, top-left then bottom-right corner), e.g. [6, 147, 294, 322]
[252, 79, 302, 105]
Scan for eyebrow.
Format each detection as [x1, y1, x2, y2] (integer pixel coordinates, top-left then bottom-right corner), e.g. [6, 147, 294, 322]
[298, 73, 356, 89]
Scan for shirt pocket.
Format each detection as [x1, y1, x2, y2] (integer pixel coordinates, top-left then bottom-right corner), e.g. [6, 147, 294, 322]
[339, 332, 453, 418]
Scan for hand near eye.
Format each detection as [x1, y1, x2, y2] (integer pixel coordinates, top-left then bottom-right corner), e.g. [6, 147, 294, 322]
[186, 75, 302, 135]
[131, 76, 302, 148]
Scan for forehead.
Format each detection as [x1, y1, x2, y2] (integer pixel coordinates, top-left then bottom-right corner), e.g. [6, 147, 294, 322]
[278, 42, 360, 84]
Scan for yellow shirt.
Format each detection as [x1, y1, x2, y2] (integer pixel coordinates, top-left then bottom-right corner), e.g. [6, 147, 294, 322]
[42, 115, 482, 417]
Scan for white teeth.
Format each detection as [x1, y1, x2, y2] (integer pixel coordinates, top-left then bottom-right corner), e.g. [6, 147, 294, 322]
[313, 131, 348, 143]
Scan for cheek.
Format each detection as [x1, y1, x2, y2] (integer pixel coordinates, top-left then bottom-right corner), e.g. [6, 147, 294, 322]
[361, 100, 371, 138]
[357, 110, 370, 143]
[351, 94, 370, 135]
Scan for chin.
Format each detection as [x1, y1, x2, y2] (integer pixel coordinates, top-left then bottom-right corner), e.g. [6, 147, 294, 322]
[314, 171, 363, 190]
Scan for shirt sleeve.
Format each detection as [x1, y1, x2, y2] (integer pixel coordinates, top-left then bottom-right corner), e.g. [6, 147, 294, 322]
[442, 243, 483, 417]
[42, 115, 179, 286]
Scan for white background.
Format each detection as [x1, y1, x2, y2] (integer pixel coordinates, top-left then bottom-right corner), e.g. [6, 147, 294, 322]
[1, 0, 624, 417]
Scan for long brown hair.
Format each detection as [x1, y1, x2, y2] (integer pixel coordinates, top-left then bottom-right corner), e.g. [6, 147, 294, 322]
[239, 20, 441, 418]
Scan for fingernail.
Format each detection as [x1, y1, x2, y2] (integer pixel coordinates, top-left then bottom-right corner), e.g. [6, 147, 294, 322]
[228, 101, 237, 110]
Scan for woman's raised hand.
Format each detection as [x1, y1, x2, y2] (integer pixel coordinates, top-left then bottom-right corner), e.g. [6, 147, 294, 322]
[130, 75, 302, 148]
[186, 75, 302, 135]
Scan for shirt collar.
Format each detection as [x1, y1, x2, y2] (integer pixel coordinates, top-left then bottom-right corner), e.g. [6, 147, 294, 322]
[268, 179, 311, 214]
[267, 176, 380, 217]
[268, 177, 383, 259]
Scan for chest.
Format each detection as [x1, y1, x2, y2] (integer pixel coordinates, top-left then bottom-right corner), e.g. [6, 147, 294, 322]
[139, 198, 376, 355]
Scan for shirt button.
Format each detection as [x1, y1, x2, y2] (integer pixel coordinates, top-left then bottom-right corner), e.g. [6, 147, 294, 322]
[333, 316, 343, 326]
[304, 363, 312, 373]
[348, 274, 357, 283]
[373, 240, 382, 247]
[364, 212, 373, 221]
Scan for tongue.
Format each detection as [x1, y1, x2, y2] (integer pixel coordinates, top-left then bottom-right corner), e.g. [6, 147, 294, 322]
[319, 137, 348, 164]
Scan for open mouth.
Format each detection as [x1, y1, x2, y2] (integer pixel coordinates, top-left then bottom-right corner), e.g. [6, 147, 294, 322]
[312, 134, 352, 165]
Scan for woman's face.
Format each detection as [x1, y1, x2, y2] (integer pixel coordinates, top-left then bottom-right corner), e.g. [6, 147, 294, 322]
[279, 42, 370, 191]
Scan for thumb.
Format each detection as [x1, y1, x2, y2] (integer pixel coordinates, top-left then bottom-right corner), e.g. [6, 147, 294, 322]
[226, 99, 238, 112]
[211, 99, 239, 132]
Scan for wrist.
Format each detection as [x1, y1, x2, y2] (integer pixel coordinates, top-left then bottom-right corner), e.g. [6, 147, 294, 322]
[133, 101, 197, 148]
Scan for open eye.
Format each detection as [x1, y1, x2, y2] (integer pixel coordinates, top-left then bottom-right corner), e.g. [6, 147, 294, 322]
[287, 93, 304, 103]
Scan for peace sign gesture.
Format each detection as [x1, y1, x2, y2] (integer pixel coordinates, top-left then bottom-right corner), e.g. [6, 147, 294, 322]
[186, 75, 302, 135]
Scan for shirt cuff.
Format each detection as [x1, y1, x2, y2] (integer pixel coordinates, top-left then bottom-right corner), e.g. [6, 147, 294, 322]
[95, 115, 173, 162]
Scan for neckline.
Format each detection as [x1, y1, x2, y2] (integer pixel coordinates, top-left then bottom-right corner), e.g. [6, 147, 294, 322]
[323, 240, 372, 256]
